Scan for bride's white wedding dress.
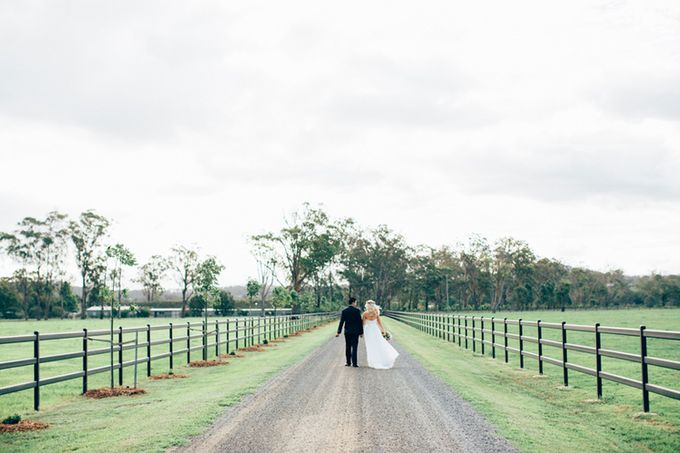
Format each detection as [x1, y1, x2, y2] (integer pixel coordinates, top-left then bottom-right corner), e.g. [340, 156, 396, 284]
[364, 320, 399, 369]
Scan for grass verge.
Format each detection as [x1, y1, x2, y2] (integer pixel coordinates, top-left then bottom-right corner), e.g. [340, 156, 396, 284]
[386, 319, 680, 453]
[0, 323, 334, 453]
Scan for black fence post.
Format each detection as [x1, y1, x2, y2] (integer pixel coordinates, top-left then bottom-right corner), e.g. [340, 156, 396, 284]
[202, 320, 207, 361]
[640, 325, 650, 412]
[595, 323, 601, 399]
[472, 317, 476, 353]
[258, 317, 261, 345]
[440, 314, 444, 339]
[464, 317, 469, 349]
[169, 322, 174, 370]
[236, 319, 240, 350]
[215, 320, 220, 356]
[491, 318, 496, 359]
[458, 316, 462, 347]
[146, 324, 151, 377]
[82, 328, 88, 394]
[503, 318, 508, 363]
[561, 321, 568, 386]
[430, 313, 434, 336]
[518, 319, 524, 369]
[118, 326, 123, 386]
[447, 315, 451, 342]
[480, 317, 485, 355]
[186, 322, 191, 364]
[33, 331, 40, 411]
[226, 319, 230, 354]
[537, 320, 543, 374]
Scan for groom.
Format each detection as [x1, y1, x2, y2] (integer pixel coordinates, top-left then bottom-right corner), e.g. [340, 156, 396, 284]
[336, 297, 363, 367]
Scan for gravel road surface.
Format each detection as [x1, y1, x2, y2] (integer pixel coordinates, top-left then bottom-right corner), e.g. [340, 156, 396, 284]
[178, 336, 517, 453]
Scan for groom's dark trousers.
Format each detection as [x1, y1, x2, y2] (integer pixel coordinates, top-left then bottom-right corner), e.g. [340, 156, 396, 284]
[345, 333, 359, 366]
[338, 305, 363, 366]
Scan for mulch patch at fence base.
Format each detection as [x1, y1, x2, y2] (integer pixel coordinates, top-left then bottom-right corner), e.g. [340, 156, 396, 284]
[240, 346, 266, 352]
[84, 387, 147, 399]
[270, 339, 287, 343]
[149, 373, 189, 380]
[0, 420, 49, 433]
[189, 360, 229, 367]
[219, 353, 244, 359]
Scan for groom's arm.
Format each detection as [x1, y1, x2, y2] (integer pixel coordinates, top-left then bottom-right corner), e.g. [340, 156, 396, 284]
[336, 311, 345, 336]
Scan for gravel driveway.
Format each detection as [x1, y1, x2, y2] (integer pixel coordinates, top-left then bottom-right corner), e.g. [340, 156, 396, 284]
[177, 336, 517, 453]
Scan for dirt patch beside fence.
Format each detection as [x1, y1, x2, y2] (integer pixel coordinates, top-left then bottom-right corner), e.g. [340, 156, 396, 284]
[0, 420, 49, 433]
[149, 373, 189, 380]
[189, 360, 229, 368]
[84, 387, 147, 399]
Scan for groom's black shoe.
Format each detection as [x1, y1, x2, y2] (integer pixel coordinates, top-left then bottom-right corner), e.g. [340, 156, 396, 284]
[345, 363, 351, 367]
[352, 364, 358, 368]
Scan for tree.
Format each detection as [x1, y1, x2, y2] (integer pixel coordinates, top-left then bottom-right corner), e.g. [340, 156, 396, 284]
[194, 256, 224, 326]
[11, 269, 31, 319]
[271, 286, 293, 311]
[251, 241, 276, 315]
[189, 294, 207, 317]
[340, 225, 410, 309]
[56, 281, 78, 318]
[458, 235, 492, 310]
[70, 210, 110, 319]
[87, 257, 108, 319]
[106, 244, 136, 319]
[246, 279, 261, 311]
[0, 279, 21, 319]
[137, 255, 168, 302]
[216, 290, 235, 315]
[251, 204, 337, 294]
[168, 245, 199, 317]
[0, 230, 33, 320]
[556, 280, 572, 312]
[1, 211, 69, 319]
[490, 237, 535, 312]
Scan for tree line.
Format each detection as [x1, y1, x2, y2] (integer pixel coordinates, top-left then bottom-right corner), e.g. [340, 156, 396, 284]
[2, 205, 679, 319]
[0, 210, 227, 319]
[251, 204, 680, 313]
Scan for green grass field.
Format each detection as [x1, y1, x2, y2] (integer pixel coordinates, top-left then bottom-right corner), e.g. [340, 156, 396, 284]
[0, 320, 335, 453]
[385, 308, 680, 453]
[0, 316, 316, 416]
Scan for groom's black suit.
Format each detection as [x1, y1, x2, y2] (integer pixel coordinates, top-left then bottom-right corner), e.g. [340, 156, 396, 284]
[338, 305, 363, 366]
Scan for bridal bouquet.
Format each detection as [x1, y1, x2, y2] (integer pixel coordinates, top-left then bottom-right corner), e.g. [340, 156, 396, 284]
[382, 331, 392, 340]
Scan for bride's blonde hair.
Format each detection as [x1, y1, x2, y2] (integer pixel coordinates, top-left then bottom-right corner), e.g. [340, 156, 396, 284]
[364, 300, 380, 317]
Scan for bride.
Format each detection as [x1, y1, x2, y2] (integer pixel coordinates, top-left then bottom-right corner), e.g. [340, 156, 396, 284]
[362, 300, 399, 369]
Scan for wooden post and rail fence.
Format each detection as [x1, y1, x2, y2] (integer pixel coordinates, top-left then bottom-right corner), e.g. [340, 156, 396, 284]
[385, 311, 680, 413]
[0, 312, 335, 411]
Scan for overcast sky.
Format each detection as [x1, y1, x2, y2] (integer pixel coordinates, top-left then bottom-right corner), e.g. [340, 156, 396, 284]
[1, 0, 679, 287]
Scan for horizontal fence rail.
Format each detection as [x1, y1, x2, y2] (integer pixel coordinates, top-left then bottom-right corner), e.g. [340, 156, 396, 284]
[385, 311, 680, 412]
[0, 312, 335, 411]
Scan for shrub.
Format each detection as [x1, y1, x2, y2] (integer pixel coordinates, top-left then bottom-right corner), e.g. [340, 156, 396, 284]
[189, 295, 207, 317]
[263, 339, 269, 345]
[136, 307, 151, 318]
[2, 414, 21, 425]
[215, 290, 235, 316]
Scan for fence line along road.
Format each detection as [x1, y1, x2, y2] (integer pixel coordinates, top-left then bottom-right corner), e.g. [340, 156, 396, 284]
[385, 311, 680, 412]
[0, 312, 335, 411]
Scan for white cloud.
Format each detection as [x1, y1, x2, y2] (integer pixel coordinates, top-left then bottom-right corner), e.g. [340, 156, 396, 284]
[1, 0, 680, 284]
